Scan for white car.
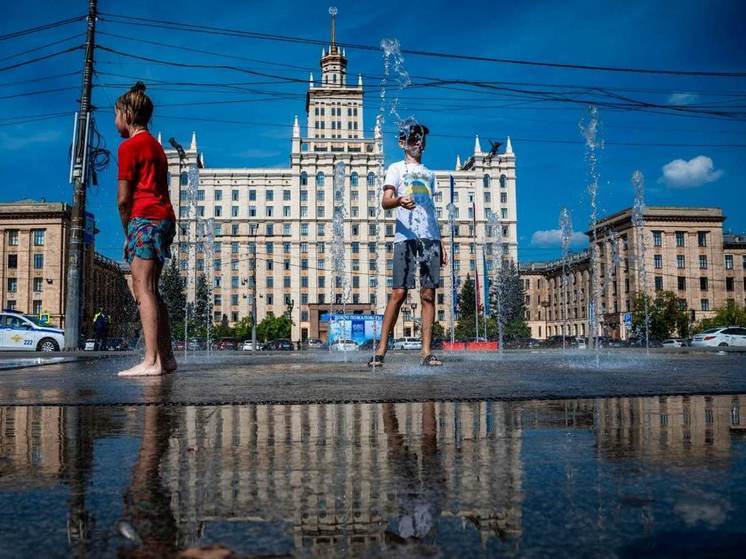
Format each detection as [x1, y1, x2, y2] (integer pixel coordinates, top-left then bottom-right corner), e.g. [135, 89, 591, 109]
[662, 338, 685, 348]
[392, 337, 423, 350]
[691, 327, 746, 348]
[0, 312, 64, 352]
[330, 339, 358, 352]
[241, 340, 260, 351]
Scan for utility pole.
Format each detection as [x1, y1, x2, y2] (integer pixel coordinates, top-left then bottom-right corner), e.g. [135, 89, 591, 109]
[64, 0, 98, 350]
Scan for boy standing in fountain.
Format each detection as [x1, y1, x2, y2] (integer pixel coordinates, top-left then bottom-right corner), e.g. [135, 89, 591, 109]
[115, 82, 178, 376]
[368, 119, 446, 368]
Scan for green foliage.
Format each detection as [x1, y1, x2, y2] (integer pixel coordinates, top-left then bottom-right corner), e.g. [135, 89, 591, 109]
[212, 314, 234, 338]
[256, 312, 293, 342]
[632, 290, 689, 339]
[431, 321, 445, 339]
[159, 258, 186, 338]
[455, 275, 476, 339]
[190, 273, 212, 340]
[695, 302, 746, 333]
[233, 315, 254, 340]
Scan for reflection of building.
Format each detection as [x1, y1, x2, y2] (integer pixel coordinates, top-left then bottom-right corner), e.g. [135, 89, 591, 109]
[0, 200, 133, 335]
[596, 395, 744, 463]
[521, 207, 746, 340]
[164, 10, 518, 342]
[162, 401, 524, 553]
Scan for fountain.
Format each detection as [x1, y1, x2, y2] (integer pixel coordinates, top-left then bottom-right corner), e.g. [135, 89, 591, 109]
[579, 106, 604, 355]
[330, 161, 349, 356]
[559, 207, 573, 350]
[486, 211, 505, 355]
[631, 170, 650, 351]
[184, 163, 200, 359]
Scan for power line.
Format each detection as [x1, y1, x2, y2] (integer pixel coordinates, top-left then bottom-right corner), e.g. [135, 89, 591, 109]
[0, 45, 82, 73]
[99, 11, 746, 78]
[0, 70, 79, 87]
[0, 32, 83, 62]
[0, 15, 85, 42]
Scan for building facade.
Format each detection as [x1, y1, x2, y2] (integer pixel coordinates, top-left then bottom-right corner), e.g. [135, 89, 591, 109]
[521, 206, 746, 340]
[164, 15, 518, 341]
[0, 200, 132, 336]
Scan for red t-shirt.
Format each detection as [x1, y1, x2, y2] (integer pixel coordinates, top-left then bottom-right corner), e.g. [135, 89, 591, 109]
[118, 131, 175, 221]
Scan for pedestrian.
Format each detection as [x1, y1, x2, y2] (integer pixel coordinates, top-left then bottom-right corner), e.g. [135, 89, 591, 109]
[93, 307, 109, 351]
[114, 82, 177, 376]
[368, 119, 446, 368]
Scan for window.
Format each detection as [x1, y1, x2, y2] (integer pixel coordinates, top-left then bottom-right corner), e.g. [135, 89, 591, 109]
[501, 208, 508, 219]
[483, 174, 491, 188]
[283, 190, 291, 201]
[350, 172, 358, 187]
[301, 223, 309, 236]
[700, 277, 708, 291]
[214, 206, 222, 217]
[8, 254, 17, 268]
[283, 223, 291, 236]
[500, 192, 507, 204]
[180, 172, 188, 186]
[266, 207, 273, 217]
[701, 299, 710, 311]
[8, 230, 19, 245]
[284, 277, 291, 288]
[283, 206, 291, 217]
[283, 242, 291, 254]
[317, 223, 326, 236]
[654, 255, 662, 269]
[316, 172, 325, 187]
[266, 190, 274, 202]
[266, 223, 274, 236]
[367, 172, 376, 187]
[699, 255, 708, 269]
[726, 277, 734, 291]
[249, 189, 256, 201]
[266, 277, 274, 288]
[249, 206, 256, 217]
[265, 242, 273, 254]
[33, 254, 43, 269]
[655, 276, 663, 291]
[677, 276, 686, 290]
[698, 231, 707, 247]
[725, 255, 734, 270]
[7, 278, 17, 292]
[677, 255, 685, 269]
[652, 231, 662, 247]
[215, 190, 223, 201]
[499, 175, 507, 189]
[675, 231, 685, 247]
[32, 230, 45, 246]
[32, 300, 42, 315]
[300, 190, 308, 202]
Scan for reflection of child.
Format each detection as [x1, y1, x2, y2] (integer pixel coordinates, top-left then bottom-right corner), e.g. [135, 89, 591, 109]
[114, 82, 177, 377]
[369, 120, 446, 368]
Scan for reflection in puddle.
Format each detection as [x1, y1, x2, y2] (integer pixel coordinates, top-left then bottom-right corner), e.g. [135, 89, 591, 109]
[1, 395, 746, 557]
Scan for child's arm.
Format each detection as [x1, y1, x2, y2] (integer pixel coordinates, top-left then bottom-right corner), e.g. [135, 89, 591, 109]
[117, 179, 135, 233]
[382, 186, 415, 210]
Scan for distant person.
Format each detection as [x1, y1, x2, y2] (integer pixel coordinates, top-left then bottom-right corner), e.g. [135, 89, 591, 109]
[93, 308, 109, 351]
[368, 120, 446, 368]
[114, 82, 177, 376]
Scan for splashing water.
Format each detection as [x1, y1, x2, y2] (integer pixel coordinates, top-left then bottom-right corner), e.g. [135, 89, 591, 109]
[487, 211, 505, 356]
[184, 164, 200, 359]
[331, 161, 349, 358]
[559, 208, 573, 351]
[203, 217, 215, 355]
[379, 38, 412, 128]
[631, 169, 650, 351]
[579, 106, 604, 356]
[447, 193, 459, 347]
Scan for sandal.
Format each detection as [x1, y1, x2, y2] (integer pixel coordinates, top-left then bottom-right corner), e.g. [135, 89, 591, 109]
[367, 355, 385, 368]
[421, 354, 443, 367]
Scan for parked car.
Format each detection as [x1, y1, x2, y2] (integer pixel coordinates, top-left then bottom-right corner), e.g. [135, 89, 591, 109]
[392, 337, 422, 350]
[241, 340, 260, 351]
[358, 338, 394, 351]
[662, 338, 685, 348]
[216, 337, 239, 351]
[691, 327, 746, 348]
[261, 339, 294, 351]
[304, 338, 326, 350]
[330, 339, 358, 352]
[0, 311, 64, 352]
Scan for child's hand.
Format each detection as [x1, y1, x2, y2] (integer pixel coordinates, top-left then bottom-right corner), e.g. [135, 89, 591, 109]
[440, 242, 447, 266]
[398, 196, 416, 210]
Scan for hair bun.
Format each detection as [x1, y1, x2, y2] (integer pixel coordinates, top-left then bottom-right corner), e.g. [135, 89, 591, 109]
[130, 81, 146, 93]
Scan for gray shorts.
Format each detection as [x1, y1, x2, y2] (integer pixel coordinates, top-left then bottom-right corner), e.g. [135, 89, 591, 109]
[392, 239, 441, 289]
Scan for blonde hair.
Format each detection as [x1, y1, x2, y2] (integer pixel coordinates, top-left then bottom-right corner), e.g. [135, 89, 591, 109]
[114, 81, 153, 127]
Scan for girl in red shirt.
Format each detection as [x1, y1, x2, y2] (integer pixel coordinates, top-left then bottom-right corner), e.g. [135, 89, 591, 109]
[115, 82, 177, 376]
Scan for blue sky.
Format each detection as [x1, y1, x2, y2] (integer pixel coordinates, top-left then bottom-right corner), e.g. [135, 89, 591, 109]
[1, 0, 745, 262]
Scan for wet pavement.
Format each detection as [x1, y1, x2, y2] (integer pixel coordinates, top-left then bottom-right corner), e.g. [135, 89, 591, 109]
[2, 394, 746, 557]
[0, 349, 745, 406]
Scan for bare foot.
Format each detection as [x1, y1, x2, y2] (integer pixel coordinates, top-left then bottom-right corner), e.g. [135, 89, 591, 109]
[117, 361, 164, 377]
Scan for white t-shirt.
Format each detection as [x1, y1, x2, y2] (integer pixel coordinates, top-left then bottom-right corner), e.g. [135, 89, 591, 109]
[384, 160, 440, 243]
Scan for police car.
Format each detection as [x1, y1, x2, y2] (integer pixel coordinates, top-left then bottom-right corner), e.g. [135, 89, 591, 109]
[0, 311, 64, 352]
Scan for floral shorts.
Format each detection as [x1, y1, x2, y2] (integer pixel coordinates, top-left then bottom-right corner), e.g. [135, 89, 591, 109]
[125, 218, 175, 264]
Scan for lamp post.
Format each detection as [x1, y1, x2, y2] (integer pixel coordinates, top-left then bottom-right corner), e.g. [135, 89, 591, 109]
[169, 138, 188, 358]
[410, 301, 418, 337]
[541, 300, 550, 340]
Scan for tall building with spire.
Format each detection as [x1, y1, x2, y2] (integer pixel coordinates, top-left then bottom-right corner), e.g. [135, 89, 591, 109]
[163, 10, 518, 342]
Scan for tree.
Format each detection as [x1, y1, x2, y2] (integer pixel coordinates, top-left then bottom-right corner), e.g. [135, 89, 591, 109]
[234, 315, 254, 340]
[455, 275, 476, 339]
[191, 273, 212, 340]
[212, 314, 234, 338]
[256, 312, 293, 342]
[431, 321, 445, 339]
[695, 301, 746, 333]
[159, 258, 186, 339]
[632, 291, 688, 340]
[486, 261, 530, 340]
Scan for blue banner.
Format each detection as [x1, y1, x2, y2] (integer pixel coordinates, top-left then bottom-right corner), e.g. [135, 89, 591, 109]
[323, 314, 383, 346]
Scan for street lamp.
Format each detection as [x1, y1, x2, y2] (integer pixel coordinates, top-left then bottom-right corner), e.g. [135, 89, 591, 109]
[541, 300, 550, 340]
[409, 301, 418, 337]
[169, 137, 189, 358]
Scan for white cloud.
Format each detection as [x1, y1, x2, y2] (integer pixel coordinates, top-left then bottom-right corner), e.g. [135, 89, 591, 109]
[531, 229, 587, 248]
[659, 155, 723, 189]
[667, 92, 699, 105]
[0, 129, 61, 151]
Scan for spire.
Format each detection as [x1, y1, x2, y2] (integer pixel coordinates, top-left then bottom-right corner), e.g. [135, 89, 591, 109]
[190, 131, 197, 151]
[309, 72, 314, 86]
[357, 73, 362, 87]
[292, 114, 300, 137]
[156, 132, 162, 144]
[321, 47, 326, 57]
[456, 155, 461, 170]
[505, 136, 513, 154]
[474, 134, 482, 155]
[329, 6, 338, 49]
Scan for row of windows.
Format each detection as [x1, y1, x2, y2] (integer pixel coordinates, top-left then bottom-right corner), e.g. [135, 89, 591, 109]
[652, 230, 709, 247]
[5, 277, 45, 293]
[6, 254, 44, 269]
[3, 300, 44, 314]
[314, 106, 359, 117]
[653, 254, 746, 270]
[4, 229, 46, 246]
